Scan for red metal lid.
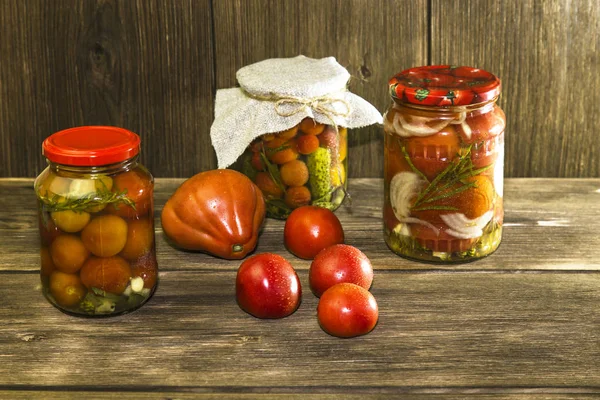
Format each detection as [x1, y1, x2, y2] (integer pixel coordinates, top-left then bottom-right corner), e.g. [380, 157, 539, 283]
[43, 126, 141, 166]
[389, 65, 501, 107]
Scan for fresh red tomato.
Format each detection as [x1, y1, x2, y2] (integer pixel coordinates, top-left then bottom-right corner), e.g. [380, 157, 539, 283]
[284, 206, 344, 259]
[309, 244, 373, 297]
[317, 283, 378, 338]
[236, 253, 301, 319]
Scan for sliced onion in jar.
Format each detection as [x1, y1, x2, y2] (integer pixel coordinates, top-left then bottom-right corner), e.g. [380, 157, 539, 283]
[391, 113, 451, 137]
[389, 171, 426, 220]
[441, 211, 493, 239]
[458, 121, 473, 140]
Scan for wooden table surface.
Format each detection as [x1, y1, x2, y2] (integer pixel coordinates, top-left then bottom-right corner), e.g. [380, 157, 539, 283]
[1, 178, 599, 399]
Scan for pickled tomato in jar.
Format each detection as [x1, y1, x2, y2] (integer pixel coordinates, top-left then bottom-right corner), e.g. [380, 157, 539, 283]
[383, 66, 505, 262]
[34, 126, 158, 316]
[239, 119, 348, 219]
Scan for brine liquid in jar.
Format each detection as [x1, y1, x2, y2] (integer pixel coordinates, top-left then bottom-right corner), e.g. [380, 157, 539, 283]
[238, 117, 348, 219]
[35, 126, 158, 316]
[384, 66, 505, 262]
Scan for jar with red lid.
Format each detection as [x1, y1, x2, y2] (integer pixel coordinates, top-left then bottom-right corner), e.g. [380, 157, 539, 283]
[384, 66, 505, 262]
[34, 126, 157, 316]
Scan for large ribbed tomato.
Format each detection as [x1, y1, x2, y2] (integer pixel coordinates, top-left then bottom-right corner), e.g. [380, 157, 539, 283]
[161, 169, 266, 259]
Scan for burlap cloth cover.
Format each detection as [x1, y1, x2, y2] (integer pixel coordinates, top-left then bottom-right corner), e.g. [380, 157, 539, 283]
[210, 55, 383, 168]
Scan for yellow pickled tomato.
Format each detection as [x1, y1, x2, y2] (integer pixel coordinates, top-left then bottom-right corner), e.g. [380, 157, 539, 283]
[50, 234, 90, 274]
[276, 125, 299, 140]
[51, 210, 91, 233]
[330, 163, 346, 187]
[49, 271, 86, 307]
[280, 160, 309, 187]
[81, 214, 128, 257]
[338, 135, 347, 162]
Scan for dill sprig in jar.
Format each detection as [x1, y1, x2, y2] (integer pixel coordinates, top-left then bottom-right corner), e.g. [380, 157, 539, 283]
[35, 126, 158, 316]
[383, 66, 505, 262]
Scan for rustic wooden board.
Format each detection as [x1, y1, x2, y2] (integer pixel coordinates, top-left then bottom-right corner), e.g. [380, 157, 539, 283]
[1, 271, 599, 390]
[431, 0, 600, 178]
[2, 178, 600, 395]
[0, 394, 596, 400]
[0, 0, 215, 178]
[212, 0, 428, 179]
[2, 178, 599, 272]
[0, 393, 596, 400]
[2, 0, 599, 179]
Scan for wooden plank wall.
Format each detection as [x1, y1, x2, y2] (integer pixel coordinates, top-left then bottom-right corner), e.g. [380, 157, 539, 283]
[1, 0, 598, 178]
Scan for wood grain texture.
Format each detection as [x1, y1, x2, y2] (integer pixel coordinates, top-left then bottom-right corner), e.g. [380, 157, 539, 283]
[1, 271, 599, 391]
[2, 1, 599, 179]
[431, 0, 600, 178]
[1, 178, 600, 395]
[212, 0, 428, 179]
[0, 395, 596, 400]
[0, 0, 215, 178]
[2, 178, 600, 272]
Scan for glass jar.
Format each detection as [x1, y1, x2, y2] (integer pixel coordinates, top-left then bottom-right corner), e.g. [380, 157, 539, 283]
[34, 126, 158, 316]
[238, 117, 348, 219]
[383, 66, 505, 262]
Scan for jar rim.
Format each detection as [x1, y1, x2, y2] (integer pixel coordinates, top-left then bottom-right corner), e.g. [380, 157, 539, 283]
[42, 126, 140, 166]
[389, 65, 501, 107]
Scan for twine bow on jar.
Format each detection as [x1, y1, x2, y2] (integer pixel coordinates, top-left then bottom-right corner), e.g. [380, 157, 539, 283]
[248, 92, 352, 132]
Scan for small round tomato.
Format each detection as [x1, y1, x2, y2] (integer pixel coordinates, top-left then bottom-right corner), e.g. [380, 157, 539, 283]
[81, 214, 128, 257]
[120, 218, 155, 260]
[49, 271, 86, 307]
[107, 170, 153, 218]
[299, 118, 325, 135]
[50, 234, 90, 274]
[404, 125, 460, 181]
[284, 206, 345, 259]
[50, 210, 90, 233]
[455, 105, 505, 144]
[317, 283, 378, 338]
[296, 134, 320, 155]
[80, 256, 132, 295]
[236, 253, 301, 319]
[131, 252, 158, 289]
[309, 245, 373, 297]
